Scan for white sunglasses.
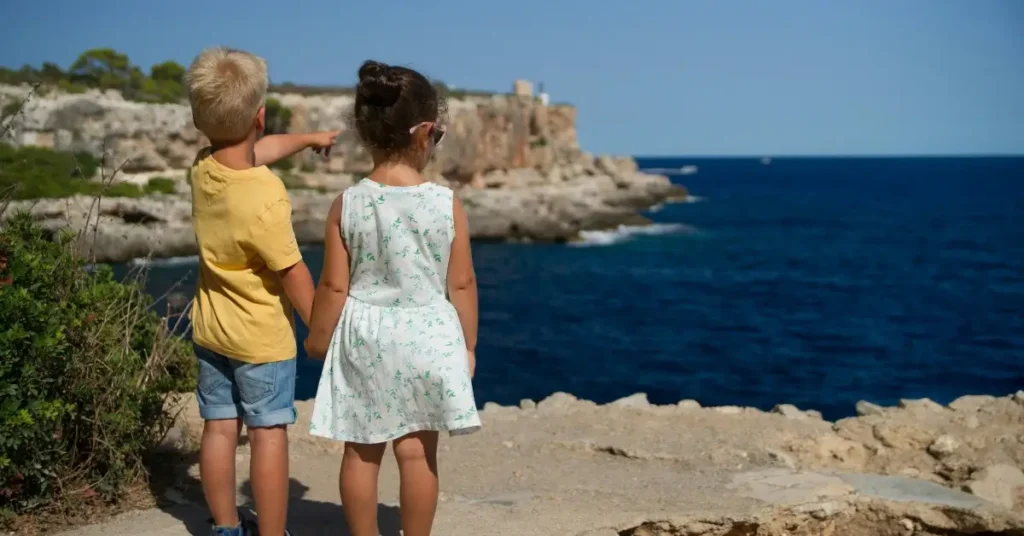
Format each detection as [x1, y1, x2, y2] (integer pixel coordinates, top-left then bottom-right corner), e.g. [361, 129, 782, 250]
[409, 122, 446, 145]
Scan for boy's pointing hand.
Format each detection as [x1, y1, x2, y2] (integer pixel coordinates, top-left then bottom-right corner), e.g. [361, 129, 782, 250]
[311, 130, 341, 158]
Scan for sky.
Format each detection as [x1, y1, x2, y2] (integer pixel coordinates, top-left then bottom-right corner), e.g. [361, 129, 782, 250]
[1, 0, 1022, 156]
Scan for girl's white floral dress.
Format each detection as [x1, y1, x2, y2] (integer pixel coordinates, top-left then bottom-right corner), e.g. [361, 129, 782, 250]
[309, 179, 481, 444]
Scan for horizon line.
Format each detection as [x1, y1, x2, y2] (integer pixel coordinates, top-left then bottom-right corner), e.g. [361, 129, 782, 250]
[633, 153, 1024, 159]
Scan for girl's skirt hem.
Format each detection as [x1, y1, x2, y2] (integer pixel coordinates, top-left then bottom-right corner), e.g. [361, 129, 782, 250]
[308, 421, 482, 444]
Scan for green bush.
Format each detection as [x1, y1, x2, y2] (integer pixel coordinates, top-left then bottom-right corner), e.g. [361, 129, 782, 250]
[103, 182, 143, 198]
[1, 102, 19, 122]
[264, 97, 292, 135]
[0, 144, 185, 200]
[0, 213, 194, 517]
[0, 144, 101, 199]
[144, 177, 177, 195]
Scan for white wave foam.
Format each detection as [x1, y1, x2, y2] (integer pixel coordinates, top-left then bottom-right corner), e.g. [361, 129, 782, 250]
[683, 195, 705, 204]
[126, 245, 319, 267]
[129, 255, 199, 267]
[639, 165, 699, 175]
[571, 223, 695, 247]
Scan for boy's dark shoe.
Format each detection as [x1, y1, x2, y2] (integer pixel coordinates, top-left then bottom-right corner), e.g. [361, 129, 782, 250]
[208, 509, 260, 536]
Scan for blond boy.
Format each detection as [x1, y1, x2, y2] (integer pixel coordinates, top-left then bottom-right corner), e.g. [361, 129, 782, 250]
[185, 47, 336, 536]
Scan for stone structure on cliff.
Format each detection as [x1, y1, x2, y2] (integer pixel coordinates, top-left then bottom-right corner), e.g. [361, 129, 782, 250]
[0, 84, 686, 262]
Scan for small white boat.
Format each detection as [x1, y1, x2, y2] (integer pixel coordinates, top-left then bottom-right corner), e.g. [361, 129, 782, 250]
[680, 165, 698, 175]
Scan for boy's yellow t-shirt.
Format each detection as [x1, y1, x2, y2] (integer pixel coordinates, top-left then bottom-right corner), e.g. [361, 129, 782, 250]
[189, 152, 302, 363]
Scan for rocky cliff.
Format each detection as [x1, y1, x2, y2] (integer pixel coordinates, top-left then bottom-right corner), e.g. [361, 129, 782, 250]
[0, 85, 685, 261]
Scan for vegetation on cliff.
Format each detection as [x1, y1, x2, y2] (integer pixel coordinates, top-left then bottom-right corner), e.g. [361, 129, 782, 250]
[0, 212, 195, 521]
[0, 49, 186, 104]
[0, 144, 177, 199]
[1, 48, 502, 107]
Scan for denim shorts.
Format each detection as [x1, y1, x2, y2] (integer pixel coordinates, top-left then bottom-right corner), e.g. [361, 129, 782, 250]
[194, 343, 297, 428]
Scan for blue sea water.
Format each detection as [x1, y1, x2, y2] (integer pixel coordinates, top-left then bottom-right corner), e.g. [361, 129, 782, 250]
[124, 157, 1024, 420]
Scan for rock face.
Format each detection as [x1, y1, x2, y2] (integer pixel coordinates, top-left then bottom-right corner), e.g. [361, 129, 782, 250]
[59, 392, 1024, 536]
[1, 84, 686, 261]
[785, 394, 1024, 505]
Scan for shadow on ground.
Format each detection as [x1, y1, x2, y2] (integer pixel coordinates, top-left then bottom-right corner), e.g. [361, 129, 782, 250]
[147, 450, 401, 535]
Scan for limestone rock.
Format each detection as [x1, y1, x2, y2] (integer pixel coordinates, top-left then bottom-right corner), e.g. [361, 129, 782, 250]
[856, 400, 885, 417]
[677, 399, 701, 410]
[519, 399, 536, 410]
[964, 464, 1024, 509]
[927, 435, 960, 459]
[1, 84, 681, 260]
[898, 398, 945, 413]
[537, 392, 579, 412]
[872, 422, 934, 450]
[817, 434, 868, 467]
[610, 393, 650, 410]
[948, 394, 997, 413]
[772, 404, 806, 420]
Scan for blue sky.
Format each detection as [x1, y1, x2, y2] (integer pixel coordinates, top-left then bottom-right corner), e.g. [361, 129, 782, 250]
[2, 0, 1022, 156]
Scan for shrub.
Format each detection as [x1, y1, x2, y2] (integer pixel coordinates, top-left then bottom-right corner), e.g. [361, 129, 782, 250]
[264, 97, 292, 135]
[0, 144, 175, 199]
[103, 181, 143, 198]
[0, 213, 194, 518]
[0, 144, 101, 199]
[144, 177, 177, 195]
[0, 102, 19, 122]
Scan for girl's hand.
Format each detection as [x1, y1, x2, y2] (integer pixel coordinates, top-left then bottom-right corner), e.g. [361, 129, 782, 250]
[467, 350, 476, 378]
[304, 337, 325, 360]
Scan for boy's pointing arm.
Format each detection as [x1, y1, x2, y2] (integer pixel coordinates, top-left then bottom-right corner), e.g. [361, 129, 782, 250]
[254, 130, 340, 167]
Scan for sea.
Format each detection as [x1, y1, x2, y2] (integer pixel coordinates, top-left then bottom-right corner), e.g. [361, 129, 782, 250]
[118, 157, 1024, 420]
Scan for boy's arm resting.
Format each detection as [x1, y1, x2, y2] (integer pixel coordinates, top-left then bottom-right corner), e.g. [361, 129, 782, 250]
[253, 198, 314, 326]
[447, 195, 478, 374]
[304, 195, 350, 359]
[254, 130, 340, 168]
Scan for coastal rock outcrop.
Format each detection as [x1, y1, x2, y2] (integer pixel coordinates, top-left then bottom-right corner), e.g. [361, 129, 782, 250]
[64, 392, 1024, 535]
[0, 84, 686, 261]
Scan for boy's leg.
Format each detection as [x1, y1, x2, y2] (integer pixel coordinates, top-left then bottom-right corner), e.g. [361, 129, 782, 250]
[394, 431, 440, 536]
[340, 442, 387, 536]
[201, 419, 244, 527]
[195, 345, 245, 529]
[234, 357, 298, 536]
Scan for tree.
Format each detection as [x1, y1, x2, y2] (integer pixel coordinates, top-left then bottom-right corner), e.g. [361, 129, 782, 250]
[69, 48, 133, 89]
[150, 61, 185, 83]
[39, 62, 64, 83]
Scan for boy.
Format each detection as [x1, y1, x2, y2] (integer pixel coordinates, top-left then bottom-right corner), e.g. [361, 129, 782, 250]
[185, 46, 338, 536]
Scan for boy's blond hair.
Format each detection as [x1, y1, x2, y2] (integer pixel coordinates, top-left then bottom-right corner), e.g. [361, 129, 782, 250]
[186, 47, 268, 142]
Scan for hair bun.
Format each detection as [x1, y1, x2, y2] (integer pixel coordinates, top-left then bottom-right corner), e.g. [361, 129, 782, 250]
[357, 60, 401, 106]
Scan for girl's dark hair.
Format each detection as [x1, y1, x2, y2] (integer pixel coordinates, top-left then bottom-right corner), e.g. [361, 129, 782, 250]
[353, 60, 445, 154]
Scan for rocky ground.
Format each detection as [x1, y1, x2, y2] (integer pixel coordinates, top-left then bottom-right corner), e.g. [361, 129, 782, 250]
[57, 392, 1024, 535]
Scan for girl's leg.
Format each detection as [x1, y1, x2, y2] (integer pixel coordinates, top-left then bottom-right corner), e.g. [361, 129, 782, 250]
[341, 442, 387, 536]
[393, 431, 440, 536]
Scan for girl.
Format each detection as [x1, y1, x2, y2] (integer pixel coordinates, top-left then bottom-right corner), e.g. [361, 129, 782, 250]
[304, 60, 481, 536]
